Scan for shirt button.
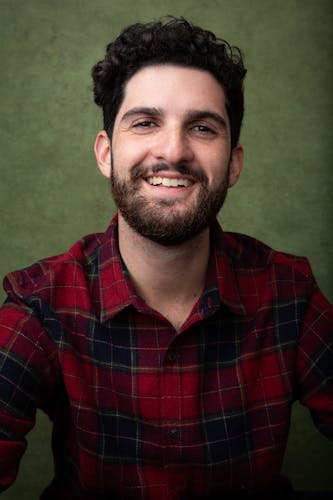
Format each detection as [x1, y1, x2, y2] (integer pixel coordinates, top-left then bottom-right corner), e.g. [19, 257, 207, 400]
[167, 351, 179, 362]
[170, 428, 181, 440]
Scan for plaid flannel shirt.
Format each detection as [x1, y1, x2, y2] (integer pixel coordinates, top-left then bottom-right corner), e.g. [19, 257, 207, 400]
[0, 215, 332, 499]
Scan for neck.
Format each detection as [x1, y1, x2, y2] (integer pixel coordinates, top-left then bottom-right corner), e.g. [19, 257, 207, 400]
[117, 214, 210, 330]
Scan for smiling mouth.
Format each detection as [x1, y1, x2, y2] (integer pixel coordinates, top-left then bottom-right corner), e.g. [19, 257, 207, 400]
[146, 176, 193, 187]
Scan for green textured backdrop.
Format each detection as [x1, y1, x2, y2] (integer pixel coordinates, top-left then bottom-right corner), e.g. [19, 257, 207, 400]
[1, 0, 332, 497]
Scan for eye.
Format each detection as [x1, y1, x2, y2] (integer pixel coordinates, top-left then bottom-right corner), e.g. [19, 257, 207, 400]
[133, 120, 156, 128]
[192, 124, 216, 134]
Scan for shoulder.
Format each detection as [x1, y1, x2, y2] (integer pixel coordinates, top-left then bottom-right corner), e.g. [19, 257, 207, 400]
[3, 231, 104, 304]
[216, 228, 319, 313]
[224, 231, 313, 279]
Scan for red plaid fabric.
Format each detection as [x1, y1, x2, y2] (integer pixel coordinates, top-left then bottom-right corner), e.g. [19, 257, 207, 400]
[0, 215, 332, 499]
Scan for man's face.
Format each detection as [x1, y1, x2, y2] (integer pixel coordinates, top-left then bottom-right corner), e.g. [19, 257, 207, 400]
[100, 64, 243, 245]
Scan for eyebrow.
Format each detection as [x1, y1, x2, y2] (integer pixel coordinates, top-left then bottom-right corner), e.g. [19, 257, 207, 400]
[120, 107, 228, 130]
[186, 110, 228, 130]
[121, 107, 161, 122]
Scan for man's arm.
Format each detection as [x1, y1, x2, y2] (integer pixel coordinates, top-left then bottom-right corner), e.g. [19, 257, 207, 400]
[0, 300, 58, 492]
[296, 286, 333, 438]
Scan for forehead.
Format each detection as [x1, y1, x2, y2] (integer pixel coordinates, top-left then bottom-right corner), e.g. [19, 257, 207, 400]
[117, 64, 228, 118]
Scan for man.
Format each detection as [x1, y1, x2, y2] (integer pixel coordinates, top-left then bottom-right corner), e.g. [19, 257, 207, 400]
[0, 17, 332, 500]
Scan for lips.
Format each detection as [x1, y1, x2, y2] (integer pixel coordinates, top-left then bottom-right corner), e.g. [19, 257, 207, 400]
[146, 176, 193, 187]
[131, 162, 208, 188]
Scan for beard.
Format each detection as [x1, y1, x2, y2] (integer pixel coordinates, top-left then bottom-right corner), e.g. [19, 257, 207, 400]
[111, 161, 230, 246]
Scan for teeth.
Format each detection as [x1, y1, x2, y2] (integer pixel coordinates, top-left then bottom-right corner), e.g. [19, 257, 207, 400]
[147, 177, 192, 187]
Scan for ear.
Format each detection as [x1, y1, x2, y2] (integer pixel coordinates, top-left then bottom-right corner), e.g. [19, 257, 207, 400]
[228, 144, 244, 188]
[94, 130, 111, 178]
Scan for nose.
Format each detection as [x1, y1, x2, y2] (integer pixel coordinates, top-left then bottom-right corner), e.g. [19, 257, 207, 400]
[151, 125, 194, 166]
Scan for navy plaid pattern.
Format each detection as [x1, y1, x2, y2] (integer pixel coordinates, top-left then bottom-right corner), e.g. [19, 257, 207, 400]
[0, 215, 332, 499]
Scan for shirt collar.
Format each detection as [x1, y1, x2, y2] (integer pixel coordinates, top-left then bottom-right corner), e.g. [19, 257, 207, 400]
[208, 219, 247, 316]
[93, 215, 246, 323]
[89, 214, 133, 323]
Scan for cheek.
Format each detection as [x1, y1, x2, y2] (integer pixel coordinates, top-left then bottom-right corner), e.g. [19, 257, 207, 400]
[112, 138, 150, 172]
[200, 153, 230, 186]
[209, 168, 231, 193]
[196, 141, 230, 164]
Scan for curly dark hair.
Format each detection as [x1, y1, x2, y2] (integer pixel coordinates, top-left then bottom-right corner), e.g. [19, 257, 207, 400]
[92, 17, 246, 149]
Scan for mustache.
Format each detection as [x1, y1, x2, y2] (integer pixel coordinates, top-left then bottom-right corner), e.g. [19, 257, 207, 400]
[131, 163, 208, 184]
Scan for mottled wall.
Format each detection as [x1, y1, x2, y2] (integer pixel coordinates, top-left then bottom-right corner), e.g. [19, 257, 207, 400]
[1, 0, 332, 497]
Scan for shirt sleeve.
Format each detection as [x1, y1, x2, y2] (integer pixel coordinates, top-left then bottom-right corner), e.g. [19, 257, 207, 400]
[0, 299, 58, 492]
[296, 285, 333, 439]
